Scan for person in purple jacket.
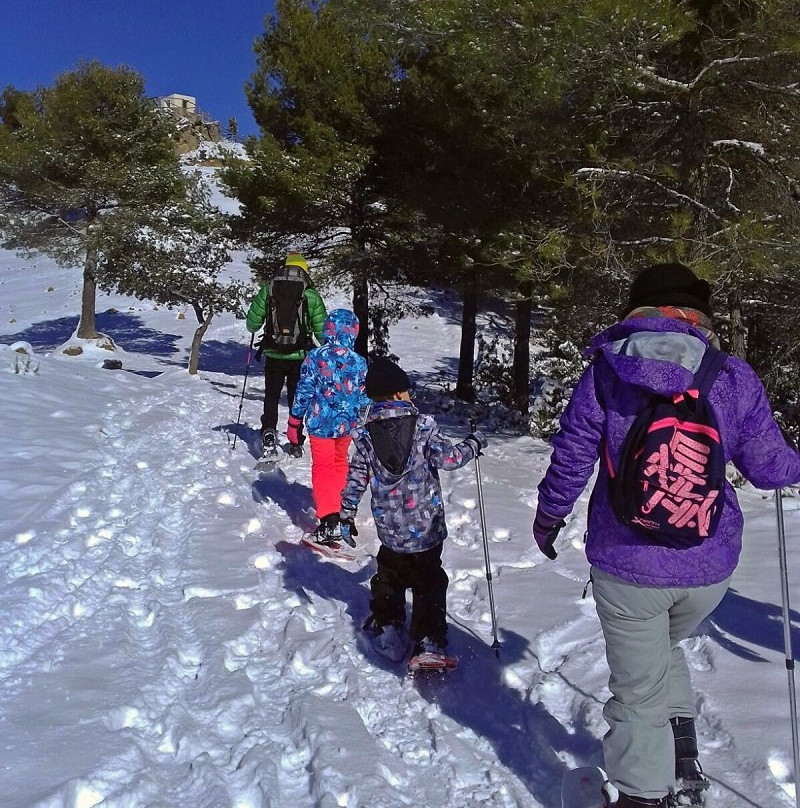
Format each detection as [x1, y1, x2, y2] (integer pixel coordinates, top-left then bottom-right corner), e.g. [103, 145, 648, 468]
[533, 263, 800, 808]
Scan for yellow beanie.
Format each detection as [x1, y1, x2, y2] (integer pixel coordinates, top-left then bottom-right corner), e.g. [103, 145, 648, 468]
[285, 252, 309, 272]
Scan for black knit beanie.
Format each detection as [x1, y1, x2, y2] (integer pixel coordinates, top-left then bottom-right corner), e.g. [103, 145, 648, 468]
[365, 357, 410, 399]
[624, 262, 713, 317]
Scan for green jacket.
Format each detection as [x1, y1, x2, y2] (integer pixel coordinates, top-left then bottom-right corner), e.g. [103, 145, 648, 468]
[245, 284, 327, 361]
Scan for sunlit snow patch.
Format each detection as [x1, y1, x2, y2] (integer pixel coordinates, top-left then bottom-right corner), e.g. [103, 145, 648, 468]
[769, 753, 796, 799]
[769, 754, 790, 780]
[183, 585, 222, 600]
[235, 593, 260, 610]
[252, 553, 272, 570]
[70, 781, 105, 808]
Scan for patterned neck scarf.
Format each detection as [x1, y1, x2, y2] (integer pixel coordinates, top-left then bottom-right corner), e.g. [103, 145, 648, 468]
[624, 305, 720, 349]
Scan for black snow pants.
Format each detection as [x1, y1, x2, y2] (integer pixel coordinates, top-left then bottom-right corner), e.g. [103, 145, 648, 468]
[261, 357, 304, 442]
[370, 543, 448, 644]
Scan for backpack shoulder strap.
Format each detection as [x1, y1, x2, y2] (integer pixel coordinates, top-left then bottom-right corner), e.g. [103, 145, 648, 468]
[691, 347, 728, 396]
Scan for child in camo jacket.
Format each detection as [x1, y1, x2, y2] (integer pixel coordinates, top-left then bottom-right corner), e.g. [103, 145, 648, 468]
[339, 357, 487, 664]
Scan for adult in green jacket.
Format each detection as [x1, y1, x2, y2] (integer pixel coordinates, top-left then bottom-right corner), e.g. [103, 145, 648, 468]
[245, 252, 327, 456]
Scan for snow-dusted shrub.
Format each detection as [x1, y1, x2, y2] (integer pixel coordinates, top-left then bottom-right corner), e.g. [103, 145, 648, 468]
[530, 330, 586, 439]
[473, 333, 514, 408]
[2, 341, 39, 375]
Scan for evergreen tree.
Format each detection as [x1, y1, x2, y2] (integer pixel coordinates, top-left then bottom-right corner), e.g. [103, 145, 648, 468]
[95, 173, 244, 374]
[562, 0, 800, 368]
[0, 62, 186, 340]
[223, 0, 401, 356]
[378, 0, 581, 404]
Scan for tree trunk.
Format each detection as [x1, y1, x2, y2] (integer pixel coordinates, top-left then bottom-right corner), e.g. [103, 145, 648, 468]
[352, 270, 369, 358]
[727, 288, 747, 360]
[76, 244, 100, 339]
[350, 186, 370, 358]
[188, 305, 213, 375]
[455, 266, 477, 402]
[513, 280, 533, 415]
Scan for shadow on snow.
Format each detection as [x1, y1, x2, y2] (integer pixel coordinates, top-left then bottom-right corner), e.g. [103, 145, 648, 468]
[0, 311, 181, 356]
[274, 539, 602, 808]
[704, 586, 800, 663]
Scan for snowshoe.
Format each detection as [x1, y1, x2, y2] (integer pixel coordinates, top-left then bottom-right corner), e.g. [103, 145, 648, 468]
[255, 449, 280, 471]
[300, 536, 360, 563]
[300, 514, 360, 563]
[255, 430, 280, 471]
[407, 637, 459, 672]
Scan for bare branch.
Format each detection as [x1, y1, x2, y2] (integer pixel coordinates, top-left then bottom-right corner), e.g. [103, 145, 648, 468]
[575, 167, 721, 220]
[636, 52, 793, 92]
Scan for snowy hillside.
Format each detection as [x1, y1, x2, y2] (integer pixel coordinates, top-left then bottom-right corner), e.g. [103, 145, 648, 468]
[1, 240, 799, 807]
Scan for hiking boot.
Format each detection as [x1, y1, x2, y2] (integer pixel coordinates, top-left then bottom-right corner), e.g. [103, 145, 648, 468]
[671, 758, 710, 806]
[257, 430, 279, 463]
[261, 429, 277, 453]
[310, 513, 340, 545]
[670, 716, 709, 806]
[363, 616, 407, 662]
[286, 443, 304, 458]
[411, 636, 447, 658]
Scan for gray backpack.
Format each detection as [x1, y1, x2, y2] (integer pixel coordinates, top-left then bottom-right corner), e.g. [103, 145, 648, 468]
[262, 266, 312, 353]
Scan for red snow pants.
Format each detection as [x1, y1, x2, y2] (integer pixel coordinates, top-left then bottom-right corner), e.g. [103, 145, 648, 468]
[309, 435, 352, 519]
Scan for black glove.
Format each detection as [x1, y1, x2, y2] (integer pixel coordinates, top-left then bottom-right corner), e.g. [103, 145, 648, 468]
[465, 430, 488, 455]
[339, 518, 358, 547]
[532, 508, 566, 560]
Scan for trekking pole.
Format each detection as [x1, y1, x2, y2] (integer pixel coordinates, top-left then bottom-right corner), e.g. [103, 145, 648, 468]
[470, 418, 500, 657]
[231, 333, 255, 451]
[776, 487, 800, 808]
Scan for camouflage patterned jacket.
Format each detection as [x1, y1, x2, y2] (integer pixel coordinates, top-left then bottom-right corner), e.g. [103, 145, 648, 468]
[340, 400, 477, 553]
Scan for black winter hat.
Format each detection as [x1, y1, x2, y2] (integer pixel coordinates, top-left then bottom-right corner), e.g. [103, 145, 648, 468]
[365, 357, 410, 399]
[625, 262, 713, 317]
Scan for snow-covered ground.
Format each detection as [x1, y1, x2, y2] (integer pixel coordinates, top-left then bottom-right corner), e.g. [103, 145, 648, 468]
[1, 231, 799, 807]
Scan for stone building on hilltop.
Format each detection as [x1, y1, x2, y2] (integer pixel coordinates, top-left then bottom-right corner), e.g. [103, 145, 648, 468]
[153, 94, 222, 154]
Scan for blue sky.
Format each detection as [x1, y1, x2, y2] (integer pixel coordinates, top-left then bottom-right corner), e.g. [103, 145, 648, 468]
[0, 0, 277, 137]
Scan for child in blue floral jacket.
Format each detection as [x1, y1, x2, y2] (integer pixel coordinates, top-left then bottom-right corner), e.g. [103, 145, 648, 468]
[288, 309, 369, 542]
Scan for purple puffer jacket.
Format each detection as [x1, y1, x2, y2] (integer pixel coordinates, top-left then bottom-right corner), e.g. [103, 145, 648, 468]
[537, 317, 800, 587]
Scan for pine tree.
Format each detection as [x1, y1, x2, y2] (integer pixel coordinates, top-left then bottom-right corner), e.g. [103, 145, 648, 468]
[0, 61, 186, 340]
[561, 1, 800, 364]
[94, 172, 243, 374]
[223, 0, 400, 356]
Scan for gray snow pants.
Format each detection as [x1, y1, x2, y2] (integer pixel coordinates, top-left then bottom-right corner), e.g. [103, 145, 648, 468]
[591, 566, 730, 801]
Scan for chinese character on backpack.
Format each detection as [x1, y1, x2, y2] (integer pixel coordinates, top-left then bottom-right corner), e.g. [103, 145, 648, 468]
[607, 347, 728, 547]
[260, 263, 312, 354]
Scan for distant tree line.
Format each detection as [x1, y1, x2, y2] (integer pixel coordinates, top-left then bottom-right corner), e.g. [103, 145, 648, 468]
[2, 2, 800, 430]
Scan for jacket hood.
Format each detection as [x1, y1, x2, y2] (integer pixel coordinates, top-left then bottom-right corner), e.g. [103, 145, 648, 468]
[322, 309, 359, 349]
[366, 400, 419, 423]
[588, 317, 711, 397]
[364, 400, 419, 479]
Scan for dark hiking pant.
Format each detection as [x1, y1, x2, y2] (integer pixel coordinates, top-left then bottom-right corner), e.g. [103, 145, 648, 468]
[261, 357, 304, 442]
[370, 543, 448, 643]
